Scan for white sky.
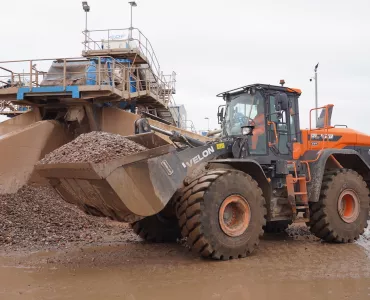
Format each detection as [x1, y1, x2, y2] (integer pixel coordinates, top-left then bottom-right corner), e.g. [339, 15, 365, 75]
[1, 0, 370, 132]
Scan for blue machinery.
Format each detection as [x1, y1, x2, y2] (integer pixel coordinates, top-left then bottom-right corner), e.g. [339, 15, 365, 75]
[86, 57, 136, 93]
[0, 28, 181, 126]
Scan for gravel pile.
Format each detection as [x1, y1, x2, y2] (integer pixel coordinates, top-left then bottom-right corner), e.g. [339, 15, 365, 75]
[0, 185, 138, 251]
[286, 224, 312, 237]
[39, 131, 148, 164]
[0, 131, 148, 252]
[285, 223, 319, 241]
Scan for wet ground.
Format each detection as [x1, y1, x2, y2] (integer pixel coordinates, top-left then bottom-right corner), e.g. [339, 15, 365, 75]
[1, 224, 370, 300]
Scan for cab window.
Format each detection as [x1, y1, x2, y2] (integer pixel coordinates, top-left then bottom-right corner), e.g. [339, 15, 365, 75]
[269, 96, 289, 155]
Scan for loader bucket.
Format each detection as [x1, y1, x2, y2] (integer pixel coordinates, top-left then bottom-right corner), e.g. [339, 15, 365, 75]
[35, 132, 187, 223]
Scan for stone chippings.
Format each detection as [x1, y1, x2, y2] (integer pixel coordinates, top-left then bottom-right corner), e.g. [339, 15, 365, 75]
[0, 185, 139, 251]
[1, 131, 150, 251]
[38, 131, 148, 164]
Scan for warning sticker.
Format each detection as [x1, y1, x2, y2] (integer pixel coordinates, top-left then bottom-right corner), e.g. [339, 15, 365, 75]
[216, 143, 225, 150]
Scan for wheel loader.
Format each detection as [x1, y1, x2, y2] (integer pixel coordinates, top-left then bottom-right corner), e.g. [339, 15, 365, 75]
[35, 82, 370, 260]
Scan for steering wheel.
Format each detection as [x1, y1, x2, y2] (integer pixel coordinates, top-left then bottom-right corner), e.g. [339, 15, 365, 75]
[234, 115, 254, 126]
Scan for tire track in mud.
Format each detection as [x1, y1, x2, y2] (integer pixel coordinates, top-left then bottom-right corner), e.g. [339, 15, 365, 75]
[8, 226, 369, 281]
[2, 224, 370, 300]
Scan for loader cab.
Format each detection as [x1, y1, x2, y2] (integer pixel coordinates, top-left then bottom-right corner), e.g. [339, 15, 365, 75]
[217, 84, 302, 159]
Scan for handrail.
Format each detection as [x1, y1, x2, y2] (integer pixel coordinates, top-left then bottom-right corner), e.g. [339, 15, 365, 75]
[0, 55, 184, 127]
[0, 100, 30, 113]
[308, 105, 333, 152]
[267, 121, 278, 147]
[82, 28, 165, 85]
[85, 27, 162, 76]
[82, 28, 178, 109]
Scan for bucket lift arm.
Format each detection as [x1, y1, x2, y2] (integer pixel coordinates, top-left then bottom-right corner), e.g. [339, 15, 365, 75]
[135, 117, 205, 147]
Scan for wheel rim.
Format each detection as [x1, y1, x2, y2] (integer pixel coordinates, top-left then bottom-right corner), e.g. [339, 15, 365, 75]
[219, 195, 251, 237]
[337, 189, 360, 223]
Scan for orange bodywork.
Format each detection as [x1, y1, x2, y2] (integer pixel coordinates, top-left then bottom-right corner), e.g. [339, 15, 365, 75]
[293, 127, 370, 160]
[286, 88, 302, 94]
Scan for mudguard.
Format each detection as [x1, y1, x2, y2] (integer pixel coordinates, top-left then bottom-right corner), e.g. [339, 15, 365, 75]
[208, 159, 272, 209]
[307, 149, 370, 203]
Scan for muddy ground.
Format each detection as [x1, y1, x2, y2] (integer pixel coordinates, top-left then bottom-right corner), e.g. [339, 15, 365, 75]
[1, 222, 370, 300]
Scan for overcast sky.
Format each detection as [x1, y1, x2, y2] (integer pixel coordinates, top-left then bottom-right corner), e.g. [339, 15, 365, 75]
[1, 0, 370, 132]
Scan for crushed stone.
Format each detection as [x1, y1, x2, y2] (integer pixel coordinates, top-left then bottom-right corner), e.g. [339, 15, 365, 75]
[0, 185, 139, 252]
[38, 131, 147, 164]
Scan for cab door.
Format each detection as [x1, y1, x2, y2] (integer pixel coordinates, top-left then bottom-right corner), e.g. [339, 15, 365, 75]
[267, 95, 293, 159]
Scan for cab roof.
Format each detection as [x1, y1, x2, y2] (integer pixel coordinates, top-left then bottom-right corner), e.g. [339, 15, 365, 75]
[216, 83, 302, 98]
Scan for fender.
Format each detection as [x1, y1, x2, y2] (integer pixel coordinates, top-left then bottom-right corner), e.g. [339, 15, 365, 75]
[307, 149, 370, 203]
[208, 159, 272, 206]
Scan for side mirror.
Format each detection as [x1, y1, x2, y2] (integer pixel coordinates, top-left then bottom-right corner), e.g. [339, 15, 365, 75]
[217, 105, 225, 124]
[275, 93, 289, 111]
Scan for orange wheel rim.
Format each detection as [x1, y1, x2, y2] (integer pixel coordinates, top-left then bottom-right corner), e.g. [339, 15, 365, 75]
[219, 195, 251, 237]
[337, 189, 360, 223]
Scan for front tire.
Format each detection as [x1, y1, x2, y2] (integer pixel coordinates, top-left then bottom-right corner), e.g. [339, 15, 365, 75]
[177, 169, 266, 260]
[309, 169, 369, 242]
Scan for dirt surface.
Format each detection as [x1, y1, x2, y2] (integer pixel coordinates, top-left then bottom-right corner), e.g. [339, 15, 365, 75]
[1, 224, 370, 300]
[38, 131, 147, 164]
[0, 185, 139, 252]
[1, 182, 370, 299]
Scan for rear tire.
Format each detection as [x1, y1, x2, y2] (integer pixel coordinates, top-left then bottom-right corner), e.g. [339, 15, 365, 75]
[131, 213, 181, 243]
[263, 220, 292, 234]
[309, 169, 369, 242]
[178, 169, 266, 260]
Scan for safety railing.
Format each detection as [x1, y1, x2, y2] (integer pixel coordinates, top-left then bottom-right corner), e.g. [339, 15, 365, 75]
[0, 64, 47, 89]
[0, 57, 174, 98]
[81, 28, 182, 125]
[82, 28, 176, 95]
[83, 28, 159, 72]
[0, 56, 184, 126]
[0, 100, 30, 114]
[307, 105, 334, 152]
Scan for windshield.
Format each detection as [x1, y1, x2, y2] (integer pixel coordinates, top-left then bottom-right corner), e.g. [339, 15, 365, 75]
[224, 91, 263, 135]
[223, 91, 267, 154]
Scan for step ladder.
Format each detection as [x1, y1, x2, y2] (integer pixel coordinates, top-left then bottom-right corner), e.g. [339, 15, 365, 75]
[286, 161, 311, 222]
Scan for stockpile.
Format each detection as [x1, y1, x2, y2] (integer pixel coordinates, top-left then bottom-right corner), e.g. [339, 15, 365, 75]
[0, 185, 139, 251]
[1, 131, 150, 251]
[39, 131, 148, 164]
